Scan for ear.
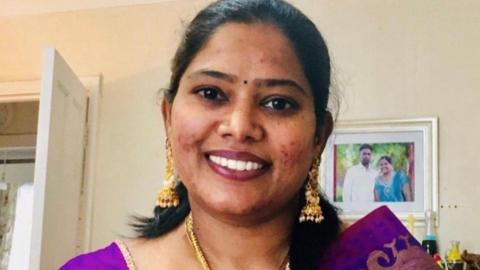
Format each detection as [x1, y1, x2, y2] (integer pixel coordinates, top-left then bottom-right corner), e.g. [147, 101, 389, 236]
[161, 99, 173, 136]
[314, 111, 334, 157]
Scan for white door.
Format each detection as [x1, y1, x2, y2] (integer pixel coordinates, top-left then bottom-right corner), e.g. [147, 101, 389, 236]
[29, 48, 88, 270]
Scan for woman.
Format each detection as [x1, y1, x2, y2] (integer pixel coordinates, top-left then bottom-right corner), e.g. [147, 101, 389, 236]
[61, 0, 341, 269]
[374, 156, 413, 202]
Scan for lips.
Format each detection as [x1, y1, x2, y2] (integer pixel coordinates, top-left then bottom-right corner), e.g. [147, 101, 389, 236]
[205, 150, 270, 181]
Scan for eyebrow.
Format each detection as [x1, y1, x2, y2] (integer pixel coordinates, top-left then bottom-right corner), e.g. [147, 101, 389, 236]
[253, 78, 306, 95]
[188, 69, 237, 83]
[188, 69, 306, 95]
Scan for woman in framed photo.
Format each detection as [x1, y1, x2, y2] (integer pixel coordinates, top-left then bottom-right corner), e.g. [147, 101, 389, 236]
[374, 156, 413, 202]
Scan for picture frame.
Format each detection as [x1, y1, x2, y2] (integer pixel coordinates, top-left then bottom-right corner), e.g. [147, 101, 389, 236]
[320, 118, 438, 224]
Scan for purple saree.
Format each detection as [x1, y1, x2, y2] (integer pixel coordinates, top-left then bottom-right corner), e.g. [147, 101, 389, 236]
[60, 206, 438, 270]
[316, 206, 439, 269]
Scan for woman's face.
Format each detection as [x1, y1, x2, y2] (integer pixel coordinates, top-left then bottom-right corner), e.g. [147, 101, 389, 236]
[379, 159, 393, 175]
[163, 22, 331, 221]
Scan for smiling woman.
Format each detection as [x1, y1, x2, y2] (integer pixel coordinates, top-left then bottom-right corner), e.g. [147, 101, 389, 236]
[60, 1, 342, 269]
[166, 21, 323, 221]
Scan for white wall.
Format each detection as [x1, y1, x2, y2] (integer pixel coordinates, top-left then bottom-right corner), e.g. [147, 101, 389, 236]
[1, 0, 479, 254]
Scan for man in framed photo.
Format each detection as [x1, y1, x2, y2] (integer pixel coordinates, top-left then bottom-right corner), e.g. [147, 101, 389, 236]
[342, 144, 378, 202]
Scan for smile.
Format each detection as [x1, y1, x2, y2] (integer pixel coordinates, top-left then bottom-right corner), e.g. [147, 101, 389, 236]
[205, 150, 270, 181]
[208, 155, 264, 171]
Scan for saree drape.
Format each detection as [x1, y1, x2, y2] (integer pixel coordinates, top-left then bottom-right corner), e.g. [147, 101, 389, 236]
[316, 206, 439, 270]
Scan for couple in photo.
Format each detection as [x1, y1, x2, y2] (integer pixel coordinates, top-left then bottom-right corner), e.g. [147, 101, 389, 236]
[342, 144, 413, 203]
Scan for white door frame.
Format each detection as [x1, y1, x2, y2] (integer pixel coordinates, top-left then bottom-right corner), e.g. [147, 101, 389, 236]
[0, 76, 102, 251]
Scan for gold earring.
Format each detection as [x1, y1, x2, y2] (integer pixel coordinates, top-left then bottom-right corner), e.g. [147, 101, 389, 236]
[156, 139, 180, 208]
[299, 156, 324, 224]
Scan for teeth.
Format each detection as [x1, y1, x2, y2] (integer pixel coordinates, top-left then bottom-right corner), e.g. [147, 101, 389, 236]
[227, 159, 236, 169]
[209, 155, 264, 171]
[237, 161, 246, 171]
[220, 157, 228, 167]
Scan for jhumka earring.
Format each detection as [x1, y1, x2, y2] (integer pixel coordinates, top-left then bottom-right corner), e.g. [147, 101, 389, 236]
[299, 156, 324, 224]
[156, 139, 180, 208]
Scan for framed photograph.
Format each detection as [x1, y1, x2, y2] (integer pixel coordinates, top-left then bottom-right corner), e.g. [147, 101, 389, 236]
[320, 118, 438, 223]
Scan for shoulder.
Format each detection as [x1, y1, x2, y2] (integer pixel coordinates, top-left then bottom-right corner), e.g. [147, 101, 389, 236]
[394, 171, 408, 181]
[369, 167, 379, 174]
[345, 164, 358, 175]
[59, 241, 129, 270]
[347, 164, 359, 171]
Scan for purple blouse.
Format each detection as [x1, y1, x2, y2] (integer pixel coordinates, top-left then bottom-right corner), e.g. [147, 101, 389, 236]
[60, 240, 133, 270]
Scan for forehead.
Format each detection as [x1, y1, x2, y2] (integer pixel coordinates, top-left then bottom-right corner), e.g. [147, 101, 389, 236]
[182, 22, 310, 91]
[361, 148, 372, 154]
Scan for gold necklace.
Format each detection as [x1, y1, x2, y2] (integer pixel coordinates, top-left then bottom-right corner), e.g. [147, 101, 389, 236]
[185, 213, 291, 270]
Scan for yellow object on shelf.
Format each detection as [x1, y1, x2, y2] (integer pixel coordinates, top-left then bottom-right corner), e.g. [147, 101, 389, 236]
[447, 240, 462, 261]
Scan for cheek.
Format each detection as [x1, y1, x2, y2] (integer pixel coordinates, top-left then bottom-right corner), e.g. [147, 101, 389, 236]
[275, 140, 312, 196]
[174, 132, 196, 152]
[169, 103, 209, 152]
[277, 137, 317, 181]
[279, 141, 306, 166]
[169, 105, 212, 182]
[274, 118, 316, 167]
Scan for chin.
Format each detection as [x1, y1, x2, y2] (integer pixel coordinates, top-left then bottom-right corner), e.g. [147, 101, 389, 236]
[205, 194, 273, 218]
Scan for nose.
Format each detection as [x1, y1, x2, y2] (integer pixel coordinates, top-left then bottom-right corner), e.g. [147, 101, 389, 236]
[217, 101, 264, 143]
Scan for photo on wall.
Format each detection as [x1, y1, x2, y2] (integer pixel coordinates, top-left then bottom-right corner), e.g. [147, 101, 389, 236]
[319, 118, 438, 223]
[334, 142, 415, 203]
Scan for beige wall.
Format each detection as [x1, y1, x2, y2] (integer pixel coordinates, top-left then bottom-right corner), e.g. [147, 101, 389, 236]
[1, 0, 479, 254]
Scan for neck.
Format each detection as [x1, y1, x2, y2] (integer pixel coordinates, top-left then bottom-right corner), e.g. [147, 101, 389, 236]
[362, 163, 369, 169]
[382, 171, 393, 181]
[187, 201, 295, 270]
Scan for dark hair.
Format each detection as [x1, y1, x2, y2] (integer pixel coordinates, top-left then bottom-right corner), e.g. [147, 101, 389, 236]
[133, 1, 341, 269]
[359, 144, 373, 152]
[379, 155, 393, 165]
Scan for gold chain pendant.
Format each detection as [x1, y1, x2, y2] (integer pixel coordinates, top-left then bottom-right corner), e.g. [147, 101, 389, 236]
[185, 213, 291, 270]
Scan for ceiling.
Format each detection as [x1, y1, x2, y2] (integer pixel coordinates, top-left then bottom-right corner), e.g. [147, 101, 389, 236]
[0, 0, 178, 17]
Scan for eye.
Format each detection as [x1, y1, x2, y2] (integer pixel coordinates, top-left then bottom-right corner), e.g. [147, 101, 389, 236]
[262, 97, 297, 111]
[195, 87, 227, 102]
